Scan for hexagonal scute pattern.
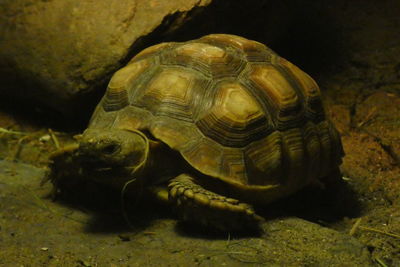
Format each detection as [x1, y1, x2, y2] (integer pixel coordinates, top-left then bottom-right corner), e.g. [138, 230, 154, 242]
[90, 34, 343, 191]
[196, 82, 271, 147]
[160, 42, 247, 79]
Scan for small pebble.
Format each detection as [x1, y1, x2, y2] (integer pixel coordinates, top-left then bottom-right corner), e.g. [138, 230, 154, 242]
[118, 234, 131, 242]
[39, 134, 51, 142]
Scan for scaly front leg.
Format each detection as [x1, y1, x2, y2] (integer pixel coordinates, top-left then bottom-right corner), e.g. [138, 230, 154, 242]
[168, 173, 264, 232]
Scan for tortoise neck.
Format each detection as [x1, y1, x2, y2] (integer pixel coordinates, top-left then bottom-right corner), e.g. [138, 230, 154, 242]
[142, 140, 187, 185]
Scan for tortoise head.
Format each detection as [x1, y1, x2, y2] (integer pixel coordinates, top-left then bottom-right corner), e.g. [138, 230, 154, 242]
[78, 128, 149, 173]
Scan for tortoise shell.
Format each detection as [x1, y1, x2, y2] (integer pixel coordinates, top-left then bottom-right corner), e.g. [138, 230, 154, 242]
[89, 34, 343, 193]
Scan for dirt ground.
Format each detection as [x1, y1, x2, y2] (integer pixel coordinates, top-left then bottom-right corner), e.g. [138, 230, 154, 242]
[1, 73, 400, 266]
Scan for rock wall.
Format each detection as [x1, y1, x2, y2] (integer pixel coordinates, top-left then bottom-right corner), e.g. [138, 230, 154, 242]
[0, 0, 211, 122]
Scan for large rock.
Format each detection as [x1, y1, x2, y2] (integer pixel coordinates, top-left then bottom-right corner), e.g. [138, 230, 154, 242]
[0, 0, 211, 119]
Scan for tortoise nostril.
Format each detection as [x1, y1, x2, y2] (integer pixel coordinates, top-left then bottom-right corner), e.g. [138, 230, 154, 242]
[102, 143, 120, 155]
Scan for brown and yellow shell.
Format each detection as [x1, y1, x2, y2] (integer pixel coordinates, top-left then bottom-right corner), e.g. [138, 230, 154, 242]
[89, 34, 343, 193]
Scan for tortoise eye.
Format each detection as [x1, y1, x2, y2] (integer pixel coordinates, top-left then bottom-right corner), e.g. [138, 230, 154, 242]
[102, 143, 120, 155]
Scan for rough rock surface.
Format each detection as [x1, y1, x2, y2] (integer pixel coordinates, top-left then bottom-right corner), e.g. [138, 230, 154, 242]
[0, 159, 373, 266]
[0, 0, 211, 119]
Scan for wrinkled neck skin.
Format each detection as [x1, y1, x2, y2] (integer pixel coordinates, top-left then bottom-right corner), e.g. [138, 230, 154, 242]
[143, 140, 187, 186]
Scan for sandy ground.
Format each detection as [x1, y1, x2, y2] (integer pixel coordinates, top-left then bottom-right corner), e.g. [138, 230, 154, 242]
[1, 80, 399, 266]
[0, 157, 373, 267]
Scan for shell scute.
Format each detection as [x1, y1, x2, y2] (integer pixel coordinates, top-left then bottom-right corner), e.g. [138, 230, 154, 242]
[248, 64, 304, 129]
[219, 149, 247, 184]
[182, 137, 223, 176]
[137, 68, 197, 121]
[196, 82, 270, 148]
[91, 34, 343, 197]
[103, 59, 151, 112]
[175, 43, 227, 62]
[132, 42, 175, 61]
[151, 119, 202, 151]
[281, 128, 306, 186]
[160, 42, 247, 79]
[279, 57, 324, 122]
[201, 34, 274, 62]
[245, 131, 283, 186]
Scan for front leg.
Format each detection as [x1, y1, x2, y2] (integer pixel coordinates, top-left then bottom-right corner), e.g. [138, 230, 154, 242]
[168, 174, 264, 232]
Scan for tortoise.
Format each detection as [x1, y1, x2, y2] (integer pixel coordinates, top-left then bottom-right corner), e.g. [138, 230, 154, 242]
[48, 34, 344, 231]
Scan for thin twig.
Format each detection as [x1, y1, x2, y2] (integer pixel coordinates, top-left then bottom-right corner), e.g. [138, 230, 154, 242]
[359, 225, 400, 239]
[225, 241, 266, 264]
[21, 185, 55, 214]
[349, 218, 362, 236]
[143, 232, 157, 235]
[357, 106, 377, 128]
[0, 127, 27, 135]
[12, 135, 30, 162]
[375, 257, 389, 267]
[48, 128, 60, 149]
[226, 232, 231, 246]
[17, 185, 87, 224]
[361, 129, 400, 166]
